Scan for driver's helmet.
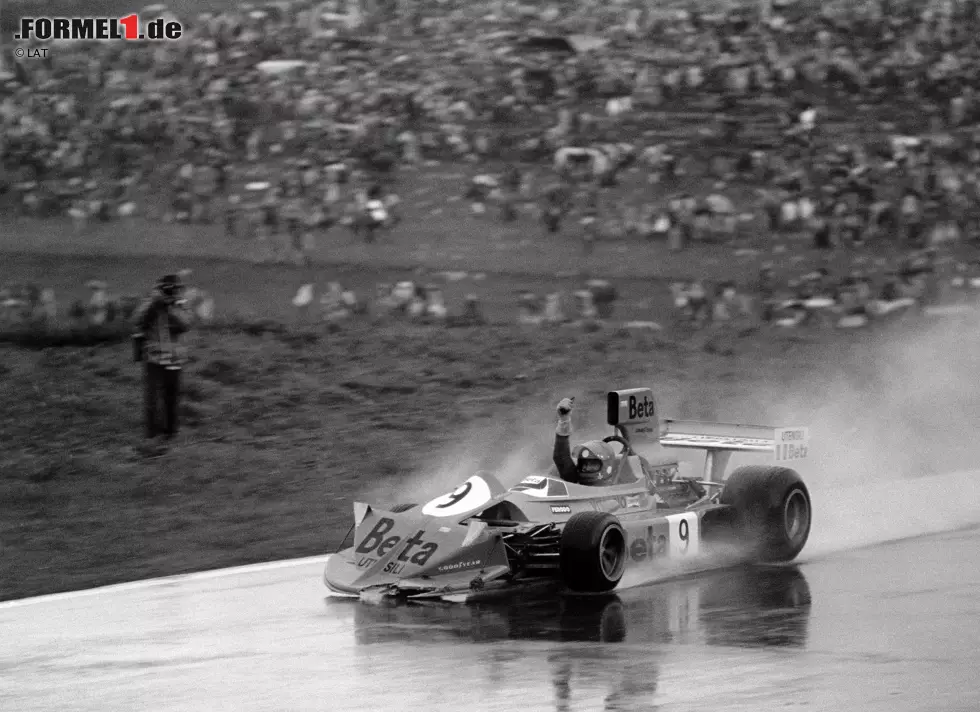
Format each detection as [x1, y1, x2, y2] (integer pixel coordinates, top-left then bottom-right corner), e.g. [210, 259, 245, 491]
[572, 440, 617, 485]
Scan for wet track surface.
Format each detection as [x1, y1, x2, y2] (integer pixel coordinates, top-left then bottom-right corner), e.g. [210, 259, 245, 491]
[2, 527, 980, 712]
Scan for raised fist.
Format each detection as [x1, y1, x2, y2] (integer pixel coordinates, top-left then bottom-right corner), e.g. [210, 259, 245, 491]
[555, 397, 574, 437]
[556, 397, 574, 416]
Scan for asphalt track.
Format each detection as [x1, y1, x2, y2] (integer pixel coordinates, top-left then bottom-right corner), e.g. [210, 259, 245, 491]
[2, 520, 980, 712]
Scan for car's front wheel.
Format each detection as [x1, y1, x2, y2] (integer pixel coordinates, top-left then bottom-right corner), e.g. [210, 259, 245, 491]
[559, 511, 627, 593]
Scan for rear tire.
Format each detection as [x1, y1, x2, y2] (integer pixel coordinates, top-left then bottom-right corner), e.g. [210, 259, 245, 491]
[391, 503, 417, 513]
[720, 466, 811, 562]
[559, 512, 627, 593]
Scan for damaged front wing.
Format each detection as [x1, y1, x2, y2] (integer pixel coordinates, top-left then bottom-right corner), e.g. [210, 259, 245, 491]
[355, 563, 518, 602]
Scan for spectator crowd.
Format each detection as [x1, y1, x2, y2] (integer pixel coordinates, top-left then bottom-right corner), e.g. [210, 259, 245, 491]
[7, 257, 980, 340]
[5, 0, 980, 329]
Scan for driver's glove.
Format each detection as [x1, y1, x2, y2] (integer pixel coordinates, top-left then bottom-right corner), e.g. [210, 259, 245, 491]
[556, 397, 574, 437]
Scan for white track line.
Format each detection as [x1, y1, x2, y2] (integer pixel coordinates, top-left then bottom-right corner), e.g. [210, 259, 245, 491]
[0, 554, 332, 610]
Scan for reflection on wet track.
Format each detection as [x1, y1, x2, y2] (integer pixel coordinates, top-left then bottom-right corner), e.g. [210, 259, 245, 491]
[351, 566, 811, 649]
[2, 528, 980, 712]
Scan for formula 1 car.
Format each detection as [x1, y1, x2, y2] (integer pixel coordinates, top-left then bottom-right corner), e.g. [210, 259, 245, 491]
[324, 387, 811, 602]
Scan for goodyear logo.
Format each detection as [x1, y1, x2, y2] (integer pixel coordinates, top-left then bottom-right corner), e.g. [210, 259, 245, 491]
[437, 559, 481, 573]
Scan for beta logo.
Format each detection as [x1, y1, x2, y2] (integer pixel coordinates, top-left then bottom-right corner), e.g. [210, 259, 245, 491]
[16, 15, 182, 41]
[776, 443, 808, 461]
[627, 395, 655, 421]
[629, 526, 668, 562]
[775, 427, 809, 462]
[354, 517, 439, 572]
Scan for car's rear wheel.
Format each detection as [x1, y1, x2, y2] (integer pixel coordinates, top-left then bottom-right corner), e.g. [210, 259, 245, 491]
[720, 466, 811, 562]
[559, 512, 627, 593]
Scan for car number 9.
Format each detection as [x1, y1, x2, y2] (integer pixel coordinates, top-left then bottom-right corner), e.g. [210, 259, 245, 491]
[665, 512, 700, 558]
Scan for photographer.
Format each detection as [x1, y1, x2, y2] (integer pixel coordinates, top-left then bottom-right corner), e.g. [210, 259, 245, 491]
[132, 274, 193, 440]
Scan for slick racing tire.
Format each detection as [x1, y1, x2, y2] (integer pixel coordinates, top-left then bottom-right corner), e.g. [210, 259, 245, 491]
[720, 466, 811, 562]
[559, 512, 627, 593]
[391, 503, 417, 513]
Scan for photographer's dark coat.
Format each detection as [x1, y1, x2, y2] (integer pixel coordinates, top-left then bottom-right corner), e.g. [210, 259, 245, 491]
[133, 297, 193, 367]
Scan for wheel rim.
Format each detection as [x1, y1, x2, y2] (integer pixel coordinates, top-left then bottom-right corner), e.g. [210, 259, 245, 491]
[599, 526, 626, 580]
[783, 489, 810, 543]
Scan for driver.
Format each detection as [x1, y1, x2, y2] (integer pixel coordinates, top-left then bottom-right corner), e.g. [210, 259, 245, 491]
[553, 397, 617, 485]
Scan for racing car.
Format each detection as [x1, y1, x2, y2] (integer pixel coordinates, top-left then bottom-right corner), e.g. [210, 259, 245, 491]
[324, 387, 811, 602]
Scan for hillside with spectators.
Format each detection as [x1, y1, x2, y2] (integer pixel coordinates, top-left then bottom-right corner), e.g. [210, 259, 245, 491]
[5, 0, 980, 325]
[4, 0, 980, 253]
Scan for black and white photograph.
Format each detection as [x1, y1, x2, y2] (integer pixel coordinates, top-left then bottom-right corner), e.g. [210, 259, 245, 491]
[2, 0, 980, 709]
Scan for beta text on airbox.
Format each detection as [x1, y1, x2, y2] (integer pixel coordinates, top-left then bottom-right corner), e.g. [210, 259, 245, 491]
[16, 15, 182, 41]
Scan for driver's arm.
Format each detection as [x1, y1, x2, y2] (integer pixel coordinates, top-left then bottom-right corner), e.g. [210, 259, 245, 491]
[553, 398, 579, 483]
[554, 434, 579, 483]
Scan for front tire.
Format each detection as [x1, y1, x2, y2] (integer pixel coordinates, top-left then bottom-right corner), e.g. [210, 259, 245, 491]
[720, 466, 811, 562]
[560, 512, 627, 593]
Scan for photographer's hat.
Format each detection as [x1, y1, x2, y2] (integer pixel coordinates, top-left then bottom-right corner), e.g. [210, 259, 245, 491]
[157, 274, 181, 295]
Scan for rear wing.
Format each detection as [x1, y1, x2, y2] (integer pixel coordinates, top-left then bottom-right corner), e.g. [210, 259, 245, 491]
[660, 419, 809, 483]
[661, 420, 808, 456]
[606, 388, 809, 483]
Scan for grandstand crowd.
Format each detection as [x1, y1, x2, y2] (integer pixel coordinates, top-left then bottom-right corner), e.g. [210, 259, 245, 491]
[5, 0, 980, 328]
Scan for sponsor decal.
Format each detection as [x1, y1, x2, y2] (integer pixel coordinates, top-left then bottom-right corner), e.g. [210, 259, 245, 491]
[775, 427, 809, 462]
[551, 505, 571, 514]
[627, 394, 656, 421]
[436, 559, 483, 573]
[354, 517, 439, 574]
[630, 526, 668, 562]
[776, 443, 808, 460]
[521, 476, 546, 485]
[608, 388, 657, 426]
[437, 559, 482, 573]
[625, 494, 645, 509]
